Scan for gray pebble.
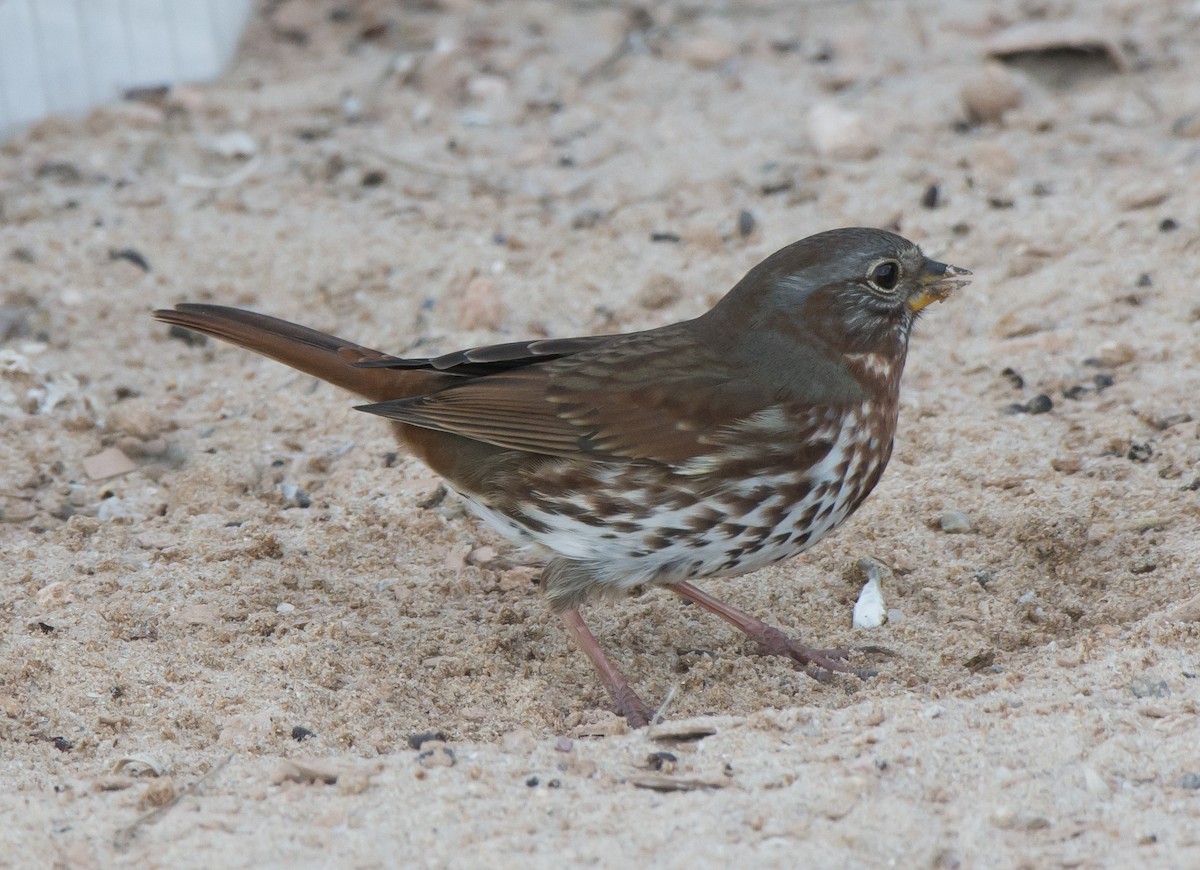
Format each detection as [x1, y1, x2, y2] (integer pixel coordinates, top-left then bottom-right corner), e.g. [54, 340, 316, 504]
[940, 509, 973, 534]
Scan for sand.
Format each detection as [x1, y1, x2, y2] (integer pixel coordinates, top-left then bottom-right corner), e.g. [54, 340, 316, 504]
[2, 1, 1198, 866]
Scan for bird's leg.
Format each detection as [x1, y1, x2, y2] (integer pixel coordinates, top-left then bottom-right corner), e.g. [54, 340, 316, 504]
[559, 608, 658, 728]
[671, 581, 873, 682]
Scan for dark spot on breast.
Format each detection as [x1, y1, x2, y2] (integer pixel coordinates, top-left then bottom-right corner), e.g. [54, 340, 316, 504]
[686, 506, 727, 532]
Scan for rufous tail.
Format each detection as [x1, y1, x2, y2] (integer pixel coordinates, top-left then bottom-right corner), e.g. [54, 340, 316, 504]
[153, 304, 443, 403]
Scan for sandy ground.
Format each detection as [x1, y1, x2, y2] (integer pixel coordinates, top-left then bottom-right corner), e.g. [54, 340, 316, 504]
[2, 0, 1199, 866]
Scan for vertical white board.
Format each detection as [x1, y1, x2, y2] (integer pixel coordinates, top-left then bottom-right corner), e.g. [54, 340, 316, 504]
[0, 0, 251, 139]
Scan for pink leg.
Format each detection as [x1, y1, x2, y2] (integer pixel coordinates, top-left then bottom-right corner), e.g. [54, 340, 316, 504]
[672, 581, 873, 682]
[559, 608, 657, 728]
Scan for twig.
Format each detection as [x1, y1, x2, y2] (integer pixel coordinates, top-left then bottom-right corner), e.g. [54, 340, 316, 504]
[113, 754, 234, 851]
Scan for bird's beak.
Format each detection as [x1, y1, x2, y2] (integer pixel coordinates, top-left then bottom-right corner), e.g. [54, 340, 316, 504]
[908, 260, 972, 313]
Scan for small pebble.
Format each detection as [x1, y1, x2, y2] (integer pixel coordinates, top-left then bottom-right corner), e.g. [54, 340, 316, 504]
[807, 102, 878, 160]
[1177, 772, 1200, 790]
[1115, 182, 1170, 211]
[458, 276, 507, 331]
[407, 731, 447, 750]
[291, 726, 314, 742]
[1127, 443, 1152, 463]
[1027, 394, 1053, 414]
[737, 209, 756, 238]
[637, 273, 683, 310]
[680, 35, 737, 70]
[940, 510, 973, 534]
[961, 63, 1022, 124]
[139, 778, 177, 809]
[83, 447, 136, 481]
[1000, 367, 1024, 389]
[852, 561, 887, 629]
[647, 751, 678, 773]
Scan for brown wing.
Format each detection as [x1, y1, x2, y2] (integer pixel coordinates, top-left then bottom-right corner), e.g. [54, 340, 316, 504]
[356, 323, 853, 463]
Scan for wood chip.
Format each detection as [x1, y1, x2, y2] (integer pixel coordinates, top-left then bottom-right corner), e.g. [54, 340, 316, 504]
[628, 773, 728, 792]
[647, 717, 720, 742]
[272, 758, 340, 785]
[83, 447, 136, 480]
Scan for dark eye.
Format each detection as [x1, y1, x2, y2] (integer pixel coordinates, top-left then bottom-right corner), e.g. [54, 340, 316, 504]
[868, 260, 900, 292]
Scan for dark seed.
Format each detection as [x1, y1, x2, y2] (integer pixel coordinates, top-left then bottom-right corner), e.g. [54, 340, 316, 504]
[1159, 218, 1179, 232]
[737, 210, 756, 237]
[1136, 273, 1152, 287]
[1027, 394, 1053, 414]
[291, 726, 314, 741]
[1062, 385, 1087, 400]
[1127, 443, 1152, 462]
[1000, 367, 1024, 389]
[109, 248, 151, 272]
[525, 776, 539, 787]
[407, 731, 447, 750]
[920, 183, 940, 209]
[36, 161, 82, 183]
[52, 737, 73, 752]
[417, 484, 448, 509]
[988, 197, 1014, 209]
[650, 232, 682, 243]
[964, 650, 995, 672]
[1178, 773, 1200, 790]
[647, 751, 678, 771]
[383, 451, 398, 468]
[361, 170, 387, 187]
[1093, 374, 1115, 390]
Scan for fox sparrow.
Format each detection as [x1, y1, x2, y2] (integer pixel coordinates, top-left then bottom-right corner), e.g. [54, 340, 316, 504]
[155, 227, 969, 726]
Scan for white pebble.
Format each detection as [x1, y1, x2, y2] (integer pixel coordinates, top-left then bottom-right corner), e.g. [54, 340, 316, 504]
[852, 564, 887, 629]
[807, 102, 878, 160]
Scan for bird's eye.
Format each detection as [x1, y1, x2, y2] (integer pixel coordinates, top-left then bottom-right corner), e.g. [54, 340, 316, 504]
[868, 260, 901, 292]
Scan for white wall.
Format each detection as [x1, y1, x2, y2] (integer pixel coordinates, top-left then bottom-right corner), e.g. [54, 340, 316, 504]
[0, 0, 251, 139]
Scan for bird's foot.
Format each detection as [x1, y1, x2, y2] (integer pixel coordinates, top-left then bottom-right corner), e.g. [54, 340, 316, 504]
[749, 625, 875, 682]
[560, 607, 661, 729]
[615, 691, 659, 730]
[671, 580, 888, 683]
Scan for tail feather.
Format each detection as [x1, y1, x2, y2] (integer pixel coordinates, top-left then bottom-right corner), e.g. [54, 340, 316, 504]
[153, 304, 446, 403]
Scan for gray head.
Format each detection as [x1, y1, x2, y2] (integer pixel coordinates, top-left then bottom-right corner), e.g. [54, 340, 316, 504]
[710, 227, 971, 355]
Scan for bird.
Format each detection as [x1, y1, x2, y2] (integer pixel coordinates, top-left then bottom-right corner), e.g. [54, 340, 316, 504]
[154, 227, 969, 727]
